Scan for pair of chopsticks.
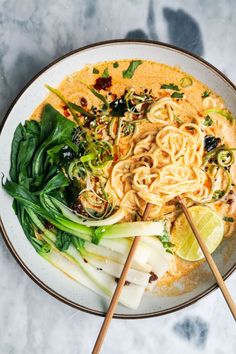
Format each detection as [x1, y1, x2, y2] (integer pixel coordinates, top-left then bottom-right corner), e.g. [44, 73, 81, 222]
[92, 199, 236, 354]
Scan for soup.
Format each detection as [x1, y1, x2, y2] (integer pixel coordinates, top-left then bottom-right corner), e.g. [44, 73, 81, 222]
[4, 59, 236, 308]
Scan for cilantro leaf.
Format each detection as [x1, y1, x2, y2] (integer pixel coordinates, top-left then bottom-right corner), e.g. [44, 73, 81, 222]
[203, 115, 213, 126]
[212, 190, 224, 201]
[161, 83, 180, 91]
[101, 67, 109, 78]
[122, 60, 142, 79]
[223, 216, 234, 223]
[202, 90, 211, 98]
[92, 68, 99, 74]
[171, 92, 184, 99]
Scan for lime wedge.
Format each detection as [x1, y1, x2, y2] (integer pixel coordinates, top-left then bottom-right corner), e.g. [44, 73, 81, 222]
[171, 206, 224, 261]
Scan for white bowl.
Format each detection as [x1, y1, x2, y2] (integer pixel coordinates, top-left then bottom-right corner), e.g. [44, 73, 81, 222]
[1, 40, 236, 318]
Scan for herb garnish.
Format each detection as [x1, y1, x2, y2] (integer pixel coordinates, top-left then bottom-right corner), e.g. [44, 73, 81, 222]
[161, 83, 180, 91]
[158, 226, 174, 254]
[92, 68, 99, 74]
[171, 92, 184, 99]
[203, 115, 213, 126]
[202, 90, 211, 98]
[123, 123, 135, 136]
[212, 190, 224, 200]
[122, 60, 142, 79]
[101, 67, 109, 78]
[223, 216, 234, 223]
[173, 114, 184, 124]
[113, 62, 119, 68]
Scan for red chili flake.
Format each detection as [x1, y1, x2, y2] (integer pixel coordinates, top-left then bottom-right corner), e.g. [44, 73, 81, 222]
[63, 105, 70, 117]
[111, 93, 117, 100]
[94, 76, 112, 91]
[80, 97, 87, 107]
[229, 190, 234, 195]
[227, 199, 234, 205]
[114, 153, 119, 162]
[149, 271, 158, 283]
[72, 199, 88, 217]
[115, 278, 130, 286]
[45, 221, 54, 230]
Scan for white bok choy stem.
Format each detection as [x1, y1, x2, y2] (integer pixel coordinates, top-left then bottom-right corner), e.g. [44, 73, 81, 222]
[83, 255, 150, 287]
[141, 237, 174, 278]
[30, 210, 148, 308]
[42, 248, 146, 309]
[97, 221, 165, 239]
[38, 228, 146, 308]
[83, 241, 151, 273]
[98, 238, 151, 265]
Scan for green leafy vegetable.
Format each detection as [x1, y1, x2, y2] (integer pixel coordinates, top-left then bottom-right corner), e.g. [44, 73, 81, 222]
[161, 83, 180, 91]
[113, 62, 119, 68]
[32, 104, 75, 179]
[204, 108, 235, 123]
[10, 124, 23, 182]
[10, 120, 40, 188]
[223, 216, 234, 223]
[55, 230, 71, 251]
[203, 115, 213, 126]
[101, 67, 109, 78]
[171, 92, 184, 99]
[92, 68, 99, 74]
[122, 60, 142, 79]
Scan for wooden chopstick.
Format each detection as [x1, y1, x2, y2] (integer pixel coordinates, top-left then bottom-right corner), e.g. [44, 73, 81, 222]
[177, 197, 236, 320]
[92, 203, 152, 354]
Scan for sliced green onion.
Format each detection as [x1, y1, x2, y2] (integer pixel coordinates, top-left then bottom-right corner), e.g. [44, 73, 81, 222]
[115, 117, 123, 145]
[45, 84, 80, 124]
[88, 86, 109, 108]
[109, 117, 118, 139]
[94, 124, 105, 140]
[80, 153, 96, 163]
[69, 102, 94, 118]
[180, 77, 193, 88]
[204, 109, 235, 123]
[217, 149, 234, 167]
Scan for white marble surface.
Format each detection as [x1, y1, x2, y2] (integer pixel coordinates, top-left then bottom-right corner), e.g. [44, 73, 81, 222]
[0, 0, 236, 353]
